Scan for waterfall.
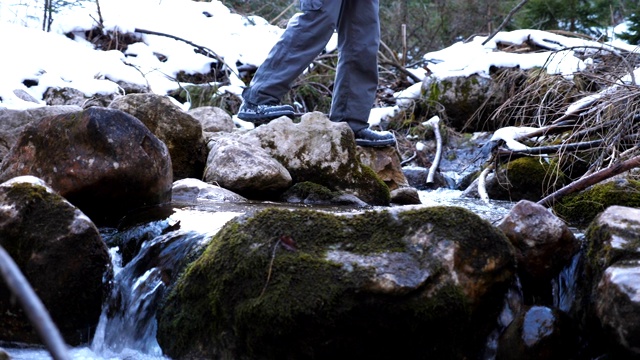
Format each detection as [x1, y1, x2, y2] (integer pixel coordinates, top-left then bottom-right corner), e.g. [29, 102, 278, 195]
[91, 207, 241, 359]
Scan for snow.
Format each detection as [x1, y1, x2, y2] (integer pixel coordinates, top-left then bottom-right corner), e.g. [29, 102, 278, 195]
[1, 0, 639, 126]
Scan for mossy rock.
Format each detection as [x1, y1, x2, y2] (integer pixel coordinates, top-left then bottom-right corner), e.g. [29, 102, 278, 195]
[553, 178, 640, 227]
[157, 206, 515, 359]
[0, 178, 112, 345]
[489, 156, 564, 202]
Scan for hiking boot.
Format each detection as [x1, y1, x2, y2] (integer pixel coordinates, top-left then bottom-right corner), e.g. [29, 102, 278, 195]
[237, 100, 295, 125]
[354, 128, 396, 147]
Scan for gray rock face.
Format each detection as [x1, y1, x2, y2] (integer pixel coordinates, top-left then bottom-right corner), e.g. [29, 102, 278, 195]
[204, 136, 292, 196]
[241, 112, 390, 205]
[188, 106, 235, 133]
[0, 176, 112, 345]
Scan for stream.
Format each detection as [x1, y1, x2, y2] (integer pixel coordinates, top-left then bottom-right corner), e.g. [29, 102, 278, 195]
[4, 189, 574, 360]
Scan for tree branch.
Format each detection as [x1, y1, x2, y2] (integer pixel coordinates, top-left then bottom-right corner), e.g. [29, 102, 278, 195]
[482, 0, 530, 46]
[538, 155, 640, 207]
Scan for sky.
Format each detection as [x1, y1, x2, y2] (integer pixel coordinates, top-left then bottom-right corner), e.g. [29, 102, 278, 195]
[0, 0, 638, 128]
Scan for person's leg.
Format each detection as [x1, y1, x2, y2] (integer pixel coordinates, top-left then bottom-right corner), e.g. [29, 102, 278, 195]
[330, 0, 395, 147]
[330, 0, 380, 132]
[243, 0, 342, 107]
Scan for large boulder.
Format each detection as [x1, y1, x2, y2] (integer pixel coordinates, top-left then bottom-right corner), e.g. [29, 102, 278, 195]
[0, 176, 112, 345]
[0, 107, 173, 225]
[109, 93, 208, 180]
[241, 112, 390, 205]
[497, 200, 580, 303]
[0, 105, 81, 159]
[157, 206, 516, 359]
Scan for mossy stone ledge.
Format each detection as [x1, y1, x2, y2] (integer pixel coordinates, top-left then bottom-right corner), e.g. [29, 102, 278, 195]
[157, 206, 515, 359]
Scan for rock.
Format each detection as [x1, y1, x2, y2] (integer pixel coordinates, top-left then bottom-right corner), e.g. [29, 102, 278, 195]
[204, 136, 292, 197]
[577, 206, 640, 357]
[585, 205, 640, 270]
[172, 178, 247, 203]
[0, 107, 173, 226]
[280, 181, 368, 207]
[12, 89, 39, 104]
[422, 74, 504, 132]
[497, 200, 580, 303]
[0, 105, 82, 159]
[403, 166, 453, 190]
[188, 106, 235, 133]
[554, 177, 640, 227]
[465, 156, 565, 202]
[357, 146, 408, 191]
[242, 112, 390, 205]
[390, 186, 422, 205]
[497, 306, 579, 360]
[158, 206, 515, 359]
[595, 261, 640, 357]
[0, 176, 112, 345]
[43, 87, 116, 107]
[109, 93, 208, 180]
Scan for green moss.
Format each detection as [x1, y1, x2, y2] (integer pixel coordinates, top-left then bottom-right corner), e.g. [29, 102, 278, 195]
[0, 183, 75, 261]
[492, 156, 565, 201]
[554, 179, 640, 226]
[158, 206, 514, 359]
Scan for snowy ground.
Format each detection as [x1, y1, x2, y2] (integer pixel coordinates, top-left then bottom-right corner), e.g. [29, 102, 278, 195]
[1, 0, 638, 126]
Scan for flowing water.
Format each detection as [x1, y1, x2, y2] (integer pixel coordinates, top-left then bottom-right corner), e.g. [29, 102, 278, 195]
[3, 189, 582, 360]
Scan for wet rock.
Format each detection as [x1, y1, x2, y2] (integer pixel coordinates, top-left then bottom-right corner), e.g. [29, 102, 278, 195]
[242, 112, 390, 205]
[595, 261, 640, 357]
[0, 176, 112, 345]
[473, 156, 564, 202]
[158, 206, 515, 359]
[403, 166, 453, 190]
[585, 205, 640, 273]
[280, 181, 368, 207]
[554, 177, 640, 227]
[188, 106, 235, 133]
[497, 306, 579, 360]
[582, 206, 640, 356]
[0, 105, 81, 159]
[390, 186, 422, 204]
[109, 93, 208, 180]
[172, 178, 247, 203]
[204, 136, 292, 197]
[497, 200, 580, 304]
[0, 107, 173, 225]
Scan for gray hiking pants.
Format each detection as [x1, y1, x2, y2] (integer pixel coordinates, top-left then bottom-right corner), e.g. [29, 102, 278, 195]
[242, 0, 380, 132]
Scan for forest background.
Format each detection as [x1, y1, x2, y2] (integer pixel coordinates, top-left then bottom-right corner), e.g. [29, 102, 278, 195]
[222, 0, 640, 62]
